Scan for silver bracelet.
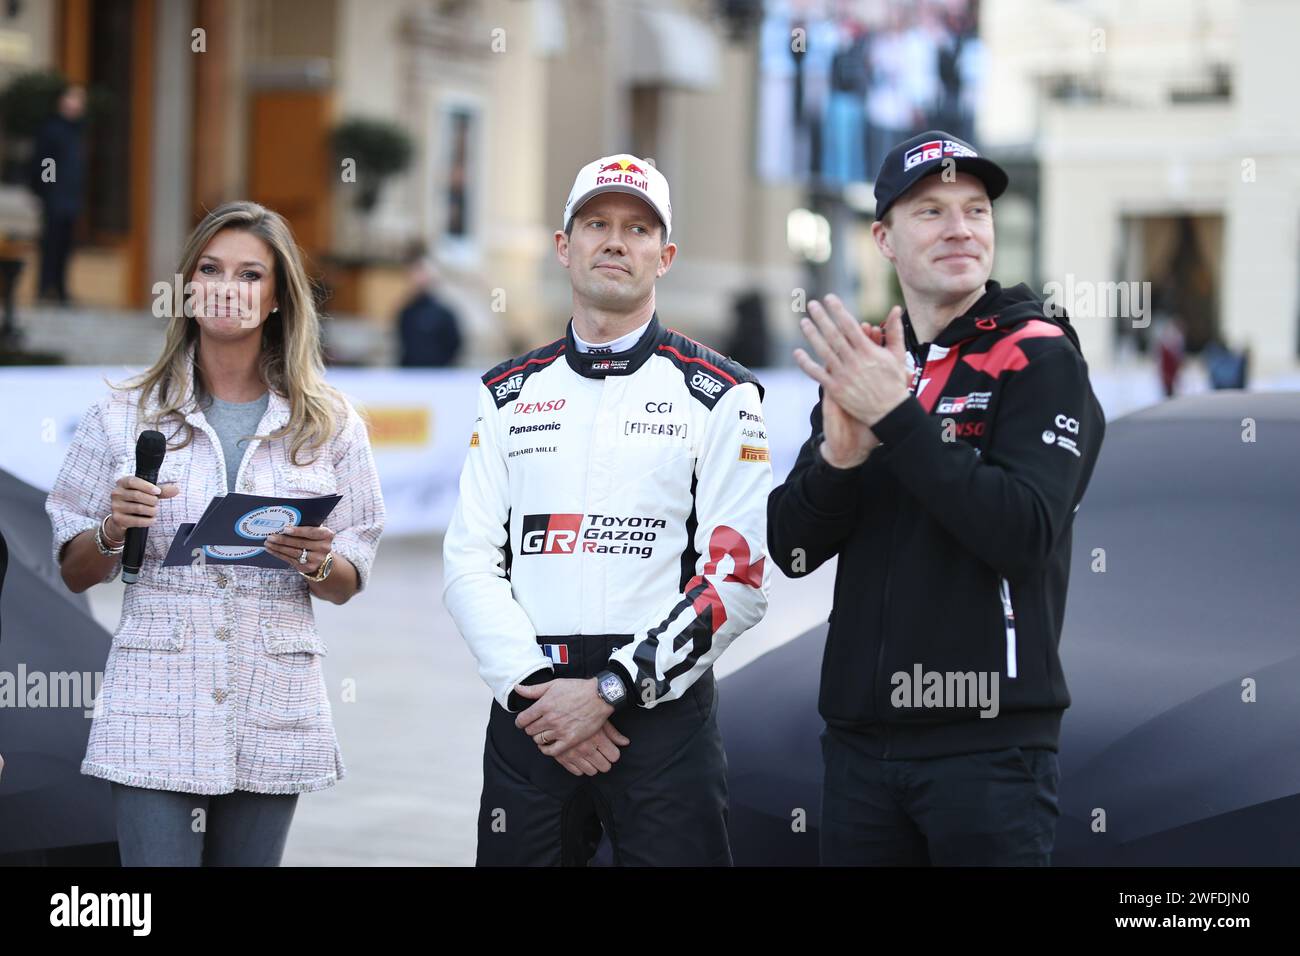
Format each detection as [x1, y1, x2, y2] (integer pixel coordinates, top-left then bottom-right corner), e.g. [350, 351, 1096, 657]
[95, 515, 125, 556]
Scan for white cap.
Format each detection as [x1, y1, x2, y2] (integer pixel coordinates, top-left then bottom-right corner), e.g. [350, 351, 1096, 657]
[562, 154, 673, 241]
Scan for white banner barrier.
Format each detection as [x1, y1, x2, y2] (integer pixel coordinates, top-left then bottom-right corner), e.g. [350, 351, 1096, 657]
[0, 365, 820, 537]
[3, 362, 1251, 535]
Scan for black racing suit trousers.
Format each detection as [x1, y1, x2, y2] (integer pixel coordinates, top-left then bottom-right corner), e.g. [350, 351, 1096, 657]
[476, 635, 732, 867]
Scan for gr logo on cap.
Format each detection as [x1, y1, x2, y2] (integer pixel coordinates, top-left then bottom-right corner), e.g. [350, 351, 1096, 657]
[873, 129, 1010, 221]
[563, 154, 673, 241]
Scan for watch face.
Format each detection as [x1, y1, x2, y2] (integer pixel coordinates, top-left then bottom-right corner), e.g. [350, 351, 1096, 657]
[600, 674, 625, 701]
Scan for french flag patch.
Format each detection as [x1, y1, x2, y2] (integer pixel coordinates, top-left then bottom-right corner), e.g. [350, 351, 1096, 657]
[542, 644, 569, 665]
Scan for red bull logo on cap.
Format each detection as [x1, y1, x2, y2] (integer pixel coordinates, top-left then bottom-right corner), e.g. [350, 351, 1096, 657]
[595, 158, 649, 191]
[903, 139, 979, 172]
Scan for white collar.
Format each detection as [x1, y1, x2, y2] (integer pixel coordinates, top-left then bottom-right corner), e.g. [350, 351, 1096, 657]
[572, 318, 652, 354]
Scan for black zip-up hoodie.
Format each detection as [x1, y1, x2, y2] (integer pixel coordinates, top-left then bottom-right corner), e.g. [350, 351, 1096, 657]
[768, 281, 1105, 758]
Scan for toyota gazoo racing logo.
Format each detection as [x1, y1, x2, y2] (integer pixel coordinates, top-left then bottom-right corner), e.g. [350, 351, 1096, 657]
[690, 370, 725, 398]
[935, 391, 991, 414]
[903, 138, 978, 172]
[494, 373, 524, 401]
[521, 513, 666, 559]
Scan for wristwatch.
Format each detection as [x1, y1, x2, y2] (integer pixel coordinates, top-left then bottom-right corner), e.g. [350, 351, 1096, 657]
[594, 669, 629, 710]
[298, 550, 335, 583]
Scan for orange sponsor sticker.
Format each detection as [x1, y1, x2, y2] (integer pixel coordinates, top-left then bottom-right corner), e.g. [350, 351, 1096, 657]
[738, 444, 769, 462]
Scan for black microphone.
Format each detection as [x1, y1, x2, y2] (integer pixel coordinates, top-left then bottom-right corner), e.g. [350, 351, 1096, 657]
[122, 430, 167, 584]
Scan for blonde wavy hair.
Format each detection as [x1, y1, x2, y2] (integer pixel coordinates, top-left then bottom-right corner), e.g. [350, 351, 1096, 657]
[121, 200, 343, 465]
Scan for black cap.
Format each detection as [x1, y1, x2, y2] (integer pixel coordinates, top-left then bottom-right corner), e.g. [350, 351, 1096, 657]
[873, 130, 1009, 221]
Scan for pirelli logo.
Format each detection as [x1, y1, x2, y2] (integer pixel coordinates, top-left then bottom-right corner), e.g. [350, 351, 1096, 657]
[469, 432, 480, 448]
[739, 444, 770, 462]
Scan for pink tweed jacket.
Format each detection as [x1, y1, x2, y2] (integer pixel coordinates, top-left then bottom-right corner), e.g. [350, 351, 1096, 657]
[45, 366, 385, 795]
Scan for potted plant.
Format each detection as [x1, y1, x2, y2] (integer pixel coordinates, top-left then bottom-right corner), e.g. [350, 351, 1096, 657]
[330, 117, 414, 213]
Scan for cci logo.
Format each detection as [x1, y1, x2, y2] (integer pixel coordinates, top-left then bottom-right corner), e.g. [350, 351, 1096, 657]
[521, 514, 582, 555]
[1054, 414, 1080, 434]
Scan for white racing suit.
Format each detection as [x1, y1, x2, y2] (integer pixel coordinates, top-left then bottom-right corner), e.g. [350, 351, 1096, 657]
[443, 314, 772, 865]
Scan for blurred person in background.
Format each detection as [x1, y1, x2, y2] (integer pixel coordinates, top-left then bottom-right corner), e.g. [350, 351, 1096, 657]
[725, 287, 772, 369]
[45, 200, 385, 866]
[30, 83, 86, 306]
[770, 131, 1105, 866]
[396, 244, 462, 367]
[444, 155, 771, 866]
[1156, 317, 1185, 397]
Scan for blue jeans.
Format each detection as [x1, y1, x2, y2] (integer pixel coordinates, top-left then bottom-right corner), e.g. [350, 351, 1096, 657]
[111, 783, 299, 867]
[819, 727, 1060, 866]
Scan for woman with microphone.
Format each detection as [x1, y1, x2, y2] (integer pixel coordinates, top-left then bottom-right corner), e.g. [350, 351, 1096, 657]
[46, 200, 386, 866]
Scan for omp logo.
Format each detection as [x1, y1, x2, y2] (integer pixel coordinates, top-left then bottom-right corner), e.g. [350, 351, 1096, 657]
[739, 444, 770, 462]
[521, 514, 583, 554]
[514, 399, 566, 415]
[690, 371, 724, 397]
[50, 885, 151, 936]
[494, 373, 524, 400]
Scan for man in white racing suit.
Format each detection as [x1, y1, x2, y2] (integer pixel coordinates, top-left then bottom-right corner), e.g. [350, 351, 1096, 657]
[443, 154, 772, 866]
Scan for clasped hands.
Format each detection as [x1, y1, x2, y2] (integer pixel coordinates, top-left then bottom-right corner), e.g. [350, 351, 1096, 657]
[514, 678, 629, 777]
[793, 295, 913, 469]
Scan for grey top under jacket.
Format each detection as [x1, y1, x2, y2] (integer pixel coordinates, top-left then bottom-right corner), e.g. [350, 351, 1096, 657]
[205, 392, 270, 492]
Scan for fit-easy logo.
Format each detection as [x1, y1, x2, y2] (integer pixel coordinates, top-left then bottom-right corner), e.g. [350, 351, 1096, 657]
[514, 398, 566, 415]
[691, 371, 724, 397]
[936, 391, 991, 414]
[521, 514, 583, 554]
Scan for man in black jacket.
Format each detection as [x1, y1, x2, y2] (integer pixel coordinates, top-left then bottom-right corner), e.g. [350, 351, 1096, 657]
[769, 131, 1104, 866]
[31, 84, 86, 305]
